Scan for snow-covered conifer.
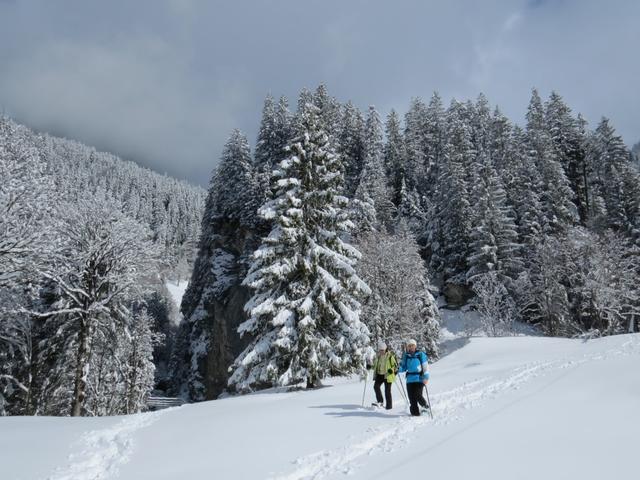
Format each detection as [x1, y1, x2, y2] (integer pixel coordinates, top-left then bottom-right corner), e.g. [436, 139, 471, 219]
[383, 109, 406, 204]
[338, 101, 365, 196]
[352, 106, 396, 232]
[467, 156, 523, 285]
[526, 89, 578, 232]
[228, 103, 372, 392]
[544, 92, 589, 223]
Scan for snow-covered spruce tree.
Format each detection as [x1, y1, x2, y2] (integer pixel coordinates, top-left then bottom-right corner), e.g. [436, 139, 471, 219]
[338, 101, 365, 197]
[383, 109, 406, 204]
[228, 103, 372, 392]
[34, 196, 158, 416]
[310, 84, 341, 151]
[403, 97, 427, 192]
[471, 93, 492, 157]
[254, 94, 278, 173]
[429, 103, 475, 286]
[632, 141, 640, 169]
[466, 155, 523, 286]
[588, 118, 640, 239]
[397, 176, 428, 235]
[498, 126, 544, 248]
[356, 222, 440, 357]
[174, 129, 260, 401]
[422, 92, 447, 198]
[351, 106, 397, 233]
[544, 92, 589, 224]
[255, 95, 292, 201]
[525, 89, 578, 233]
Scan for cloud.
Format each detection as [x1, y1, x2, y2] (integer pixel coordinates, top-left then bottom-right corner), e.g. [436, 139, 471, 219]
[0, 0, 638, 185]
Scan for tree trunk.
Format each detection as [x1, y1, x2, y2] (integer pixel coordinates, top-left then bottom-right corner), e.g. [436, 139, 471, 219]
[306, 375, 316, 389]
[71, 318, 91, 417]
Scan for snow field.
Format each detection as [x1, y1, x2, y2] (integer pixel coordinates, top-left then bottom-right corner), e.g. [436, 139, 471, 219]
[1, 334, 638, 480]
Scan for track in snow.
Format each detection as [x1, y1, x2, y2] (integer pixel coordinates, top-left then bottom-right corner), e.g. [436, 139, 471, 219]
[45, 409, 168, 480]
[271, 337, 640, 480]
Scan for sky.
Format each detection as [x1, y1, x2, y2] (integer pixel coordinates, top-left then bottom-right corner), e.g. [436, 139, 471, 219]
[0, 0, 638, 186]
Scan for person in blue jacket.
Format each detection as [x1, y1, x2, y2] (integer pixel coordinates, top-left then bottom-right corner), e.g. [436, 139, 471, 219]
[398, 338, 430, 416]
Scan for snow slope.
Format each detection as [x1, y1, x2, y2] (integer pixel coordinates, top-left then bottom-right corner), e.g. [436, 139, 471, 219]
[164, 280, 188, 325]
[1, 334, 639, 480]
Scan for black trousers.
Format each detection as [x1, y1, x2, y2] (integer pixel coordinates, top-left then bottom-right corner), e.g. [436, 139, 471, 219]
[373, 374, 392, 409]
[406, 382, 428, 416]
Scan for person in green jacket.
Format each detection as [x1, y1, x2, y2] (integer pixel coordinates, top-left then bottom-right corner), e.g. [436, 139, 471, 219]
[372, 341, 398, 409]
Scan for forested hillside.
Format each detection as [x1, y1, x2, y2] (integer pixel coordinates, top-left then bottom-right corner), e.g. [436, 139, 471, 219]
[0, 117, 205, 415]
[3, 83, 638, 415]
[175, 85, 640, 401]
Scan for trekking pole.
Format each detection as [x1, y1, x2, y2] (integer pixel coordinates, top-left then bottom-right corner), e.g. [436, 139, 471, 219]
[399, 376, 409, 402]
[393, 377, 408, 405]
[424, 383, 434, 420]
[396, 376, 408, 403]
[361, 372, 368, 407]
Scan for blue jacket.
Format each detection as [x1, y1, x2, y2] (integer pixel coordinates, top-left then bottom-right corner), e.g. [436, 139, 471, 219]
[398, 350, 430, 383]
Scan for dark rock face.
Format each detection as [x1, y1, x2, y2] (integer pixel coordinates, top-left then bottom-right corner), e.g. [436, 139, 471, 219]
[200, 278, 253, 399]
[172, 219, 260, 401]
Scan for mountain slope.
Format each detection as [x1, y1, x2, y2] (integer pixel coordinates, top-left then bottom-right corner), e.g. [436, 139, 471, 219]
[1, 334, 638, 480]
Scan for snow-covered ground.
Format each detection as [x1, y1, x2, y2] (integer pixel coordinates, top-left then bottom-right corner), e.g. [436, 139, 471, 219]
[2, 333, 639, 480]
[164, 280, 188, 325]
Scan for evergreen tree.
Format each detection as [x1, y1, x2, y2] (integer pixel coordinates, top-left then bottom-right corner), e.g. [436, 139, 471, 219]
[526, 89, 578, 232]
[210, 130, 260, 226]
[431, 142, 473, 284]
[352, 106, 396, 232]
[228, 103, 372, 392]
[396, 176, 427, 235]
[422, 92, 446, 198]
[383, 109, 406, 205]
[471, 93, 492, 156]
[255, 94, 277, 172]
[544, 92, 589, 224]
[255, 95, 292, 201]
[403, 97, 427, 191]
[588, 118, 640, 238]
[501, 126, 544, 247]
[467, 155, 522, 285]
[339, 101, 366, 197]
[429, 100, 475, 283]
[312, 84, 341, 148]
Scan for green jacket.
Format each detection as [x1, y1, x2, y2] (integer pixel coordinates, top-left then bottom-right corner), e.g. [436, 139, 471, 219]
[372, 351, 398, 383]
